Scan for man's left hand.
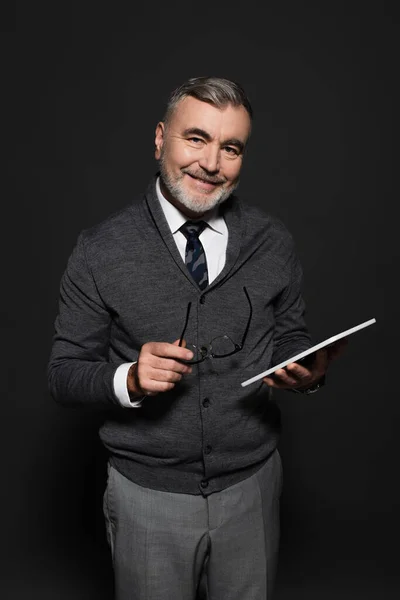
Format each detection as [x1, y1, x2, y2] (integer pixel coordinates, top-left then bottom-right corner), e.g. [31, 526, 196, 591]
[262, 338, 348, 391]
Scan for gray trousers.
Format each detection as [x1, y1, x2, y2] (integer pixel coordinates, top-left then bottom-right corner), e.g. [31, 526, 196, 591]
[103, 450, 282, 600]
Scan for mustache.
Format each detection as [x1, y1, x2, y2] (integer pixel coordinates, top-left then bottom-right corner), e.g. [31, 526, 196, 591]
[182, 169, 227, 185]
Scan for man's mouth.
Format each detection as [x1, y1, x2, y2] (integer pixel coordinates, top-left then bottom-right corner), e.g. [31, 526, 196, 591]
[185, 173, 224, 186]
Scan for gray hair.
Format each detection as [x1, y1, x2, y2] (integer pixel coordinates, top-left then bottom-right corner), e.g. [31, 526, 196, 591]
[163, 76, 253, 124]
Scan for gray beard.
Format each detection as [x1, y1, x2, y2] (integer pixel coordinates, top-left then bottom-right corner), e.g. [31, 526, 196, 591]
[159, 155, 238, 214]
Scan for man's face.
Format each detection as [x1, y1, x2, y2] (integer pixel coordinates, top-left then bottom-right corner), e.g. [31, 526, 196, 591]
[155, 96, 251, 217]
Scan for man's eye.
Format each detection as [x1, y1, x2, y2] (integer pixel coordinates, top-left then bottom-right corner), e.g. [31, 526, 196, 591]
[224, 147, 239, 155]
[188, 137, 203, 144]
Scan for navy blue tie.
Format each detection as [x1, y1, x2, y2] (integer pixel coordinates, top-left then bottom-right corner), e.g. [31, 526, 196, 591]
[180, 221, 209, 290]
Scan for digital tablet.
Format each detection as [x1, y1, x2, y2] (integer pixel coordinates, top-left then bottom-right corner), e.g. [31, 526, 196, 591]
[240, 318, 376, 388]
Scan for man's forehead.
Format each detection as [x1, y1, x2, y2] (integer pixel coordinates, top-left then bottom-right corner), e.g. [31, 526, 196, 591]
[170, 96, 251, 138]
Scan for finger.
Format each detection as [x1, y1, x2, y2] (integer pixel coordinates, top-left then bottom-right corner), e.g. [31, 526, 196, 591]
[145, 341, 193, 362]
[140, 379, 177, 394]
[145, 356, 192, 374]
[263, 369, 298, 388]
[275, 367, 303, 387]
[286, 362, 312, 381]
[262, 373, 296, 389]
[263, 376, 279, 388]
[288, 361, 327, 389]
[136, 371, 182, 394]
[148, 368, 184, 384]
[129, 366, 160, 397]
[263, 366, 313, 389]
[136, 355, 192, 395]
[173, 338, 187, 348]
[138, 366, 187, 388]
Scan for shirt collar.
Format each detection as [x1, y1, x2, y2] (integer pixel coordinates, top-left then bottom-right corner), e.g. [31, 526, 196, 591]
[156, 176, 226, 235]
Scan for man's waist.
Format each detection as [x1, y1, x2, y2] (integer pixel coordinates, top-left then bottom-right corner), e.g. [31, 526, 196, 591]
[105, 440, 279, 497]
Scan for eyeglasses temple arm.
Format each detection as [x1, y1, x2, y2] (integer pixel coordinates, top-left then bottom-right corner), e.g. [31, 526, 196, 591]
[239, 287, 252, 349]
[178, 302, 192, 347]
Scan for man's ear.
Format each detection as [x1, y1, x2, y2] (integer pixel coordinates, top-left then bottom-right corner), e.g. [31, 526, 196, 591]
[154, 121, 165, 160]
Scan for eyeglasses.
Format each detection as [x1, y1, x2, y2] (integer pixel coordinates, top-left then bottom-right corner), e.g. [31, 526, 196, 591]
[178, 286, 252, 365]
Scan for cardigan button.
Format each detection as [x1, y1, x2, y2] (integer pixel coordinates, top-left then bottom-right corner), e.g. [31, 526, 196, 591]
[200, 295, 206, 304]
[200, 480, 209, 489]
[202, 398, 210, 408]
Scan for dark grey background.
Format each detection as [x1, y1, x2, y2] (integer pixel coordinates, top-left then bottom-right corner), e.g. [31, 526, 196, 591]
[9, 1, 398, 598]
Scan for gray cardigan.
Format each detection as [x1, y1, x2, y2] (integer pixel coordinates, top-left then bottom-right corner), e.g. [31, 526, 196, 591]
[48, 176, 311, 496]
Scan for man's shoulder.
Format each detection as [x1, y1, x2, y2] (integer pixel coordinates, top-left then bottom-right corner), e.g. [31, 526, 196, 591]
[81, 193, 146, 247]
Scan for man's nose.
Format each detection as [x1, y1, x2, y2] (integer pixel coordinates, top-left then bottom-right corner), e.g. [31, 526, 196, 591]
[198, 145, 220, 174]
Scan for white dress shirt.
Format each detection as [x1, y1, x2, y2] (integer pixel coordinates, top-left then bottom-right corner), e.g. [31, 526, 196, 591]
[113, 177, 229, 407]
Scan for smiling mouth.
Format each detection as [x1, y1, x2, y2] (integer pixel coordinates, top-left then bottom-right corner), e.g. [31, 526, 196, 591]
[186, 173, 223, 186]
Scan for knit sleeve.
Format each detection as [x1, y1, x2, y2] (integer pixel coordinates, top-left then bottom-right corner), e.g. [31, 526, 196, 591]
[47, 231, 119, 407]
[271, 246, 312, 365]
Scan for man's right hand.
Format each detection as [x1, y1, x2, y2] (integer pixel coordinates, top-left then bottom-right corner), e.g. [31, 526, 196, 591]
[127, 339, 193, 398]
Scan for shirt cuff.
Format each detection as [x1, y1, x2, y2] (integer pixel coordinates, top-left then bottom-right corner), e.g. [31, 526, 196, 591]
[113, 362, 143, 407]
